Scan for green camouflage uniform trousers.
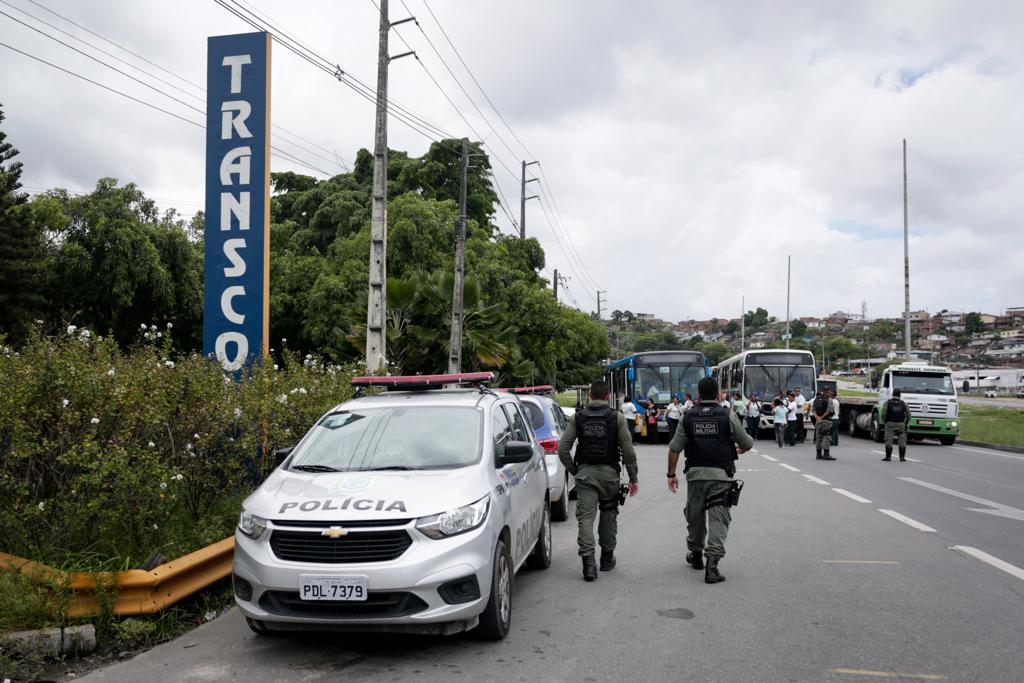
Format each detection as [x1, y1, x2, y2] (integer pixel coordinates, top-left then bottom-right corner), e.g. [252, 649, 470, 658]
[884, 422, 908, 449]
[685, 475, 733, 560]
[815, 419, 833, 451]
[573, 464, 621, 557]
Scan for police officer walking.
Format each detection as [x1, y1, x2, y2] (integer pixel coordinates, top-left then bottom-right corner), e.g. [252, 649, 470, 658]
[558, 380, 639, 581]
[667, 377, 753, 584]
[811, 389, 836, 461]
[881, 388, 912, 462]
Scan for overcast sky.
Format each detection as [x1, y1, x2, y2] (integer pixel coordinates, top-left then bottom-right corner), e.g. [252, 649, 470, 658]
[3, 0, 1022, 323]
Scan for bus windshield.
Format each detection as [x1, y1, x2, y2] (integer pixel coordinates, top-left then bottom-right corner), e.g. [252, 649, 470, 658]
[743, 364, 816, 399]
[892, 371, 954, 395]
[635, 364, 706, 403]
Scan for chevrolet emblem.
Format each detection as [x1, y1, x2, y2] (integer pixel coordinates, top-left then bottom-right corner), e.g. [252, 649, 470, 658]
[321, 526, 348, 539]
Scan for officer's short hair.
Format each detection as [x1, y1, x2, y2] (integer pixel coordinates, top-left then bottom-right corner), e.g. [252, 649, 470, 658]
[697, 377, 718, 401]
[893, 388, 902, 397]
[590, 380, 610, 400]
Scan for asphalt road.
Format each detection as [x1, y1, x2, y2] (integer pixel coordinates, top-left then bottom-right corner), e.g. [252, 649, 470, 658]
[82, 434, 1023, 682]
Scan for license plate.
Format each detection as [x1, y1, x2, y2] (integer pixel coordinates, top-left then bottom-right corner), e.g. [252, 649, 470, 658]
[299, 575, 368, 601]
[918, 419, 934, 426]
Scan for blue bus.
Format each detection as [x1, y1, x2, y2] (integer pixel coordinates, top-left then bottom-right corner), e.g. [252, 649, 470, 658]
[604, 350, 710, 434]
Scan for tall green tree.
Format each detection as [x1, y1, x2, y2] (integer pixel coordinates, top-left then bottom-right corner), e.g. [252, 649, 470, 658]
[0, 104, 48, 343]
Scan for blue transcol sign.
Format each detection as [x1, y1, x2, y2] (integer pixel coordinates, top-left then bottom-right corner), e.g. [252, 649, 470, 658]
[203, 32, 271, 373]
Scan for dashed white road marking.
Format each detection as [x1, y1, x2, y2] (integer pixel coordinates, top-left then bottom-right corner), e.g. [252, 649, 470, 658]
[906, 457, 922, 463]
[952, 445, 1024, 461]
[779, 463, 801, 472]
[832, 488, 872, 503]
[878, 509, 937, 532]
[899, 477, 1024, 522]
[802, 474, 831, 485]
[823, 560, 899, 565]
[759, 453, 778, 462]
[951, 546, 1024, 581]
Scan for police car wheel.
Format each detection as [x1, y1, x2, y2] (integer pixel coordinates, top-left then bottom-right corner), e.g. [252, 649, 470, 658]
[475, 539, 513, 640]
[527, 504, 552, 570]
[551, 481, 570, 522]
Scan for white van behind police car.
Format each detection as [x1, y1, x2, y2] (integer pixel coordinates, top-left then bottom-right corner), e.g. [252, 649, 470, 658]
[232, 372, 551, 640]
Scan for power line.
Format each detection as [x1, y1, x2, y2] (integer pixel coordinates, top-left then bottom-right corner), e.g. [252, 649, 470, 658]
[537, 180, 601, 291]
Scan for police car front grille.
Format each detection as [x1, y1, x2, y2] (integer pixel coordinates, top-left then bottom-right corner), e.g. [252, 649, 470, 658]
[271, 519, 412, 529]
[269, 529, 412, 563]
[258, 590, 427, 619]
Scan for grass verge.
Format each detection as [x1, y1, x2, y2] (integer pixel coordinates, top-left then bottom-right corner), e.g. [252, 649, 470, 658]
[958, 404, 1024, 449]
[556, 391, 577, 408]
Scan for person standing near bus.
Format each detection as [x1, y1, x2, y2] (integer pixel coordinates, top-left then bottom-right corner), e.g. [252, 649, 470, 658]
[682, 393, 694, 413]
[793, 388, 807, 443]
[620, 395, 639, 444]
[665, 395, 685, 443]
[812, 389, 836, 461]
[830, 391, 840, 448]
[785, 391, 798, 446]
[744, 393, 761, 440]
[772, 398, 787, 448]
[644, 398, 659, 445]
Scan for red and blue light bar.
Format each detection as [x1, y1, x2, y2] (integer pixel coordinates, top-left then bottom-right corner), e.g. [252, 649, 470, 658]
[350, 372, 494, 390]
[507, 385, 555, 395]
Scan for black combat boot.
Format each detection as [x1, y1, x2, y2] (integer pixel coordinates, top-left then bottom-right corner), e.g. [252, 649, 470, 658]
[822, 450, 836, 461]
[704, 557, 725, 584]
[882, 447, 892, 461]
[815, 449, 823, 460]
[582, 555, 598, 581]
[686, 551, 704, 570]
[899, 447, 907, 462]
[600, 549, 616, 571]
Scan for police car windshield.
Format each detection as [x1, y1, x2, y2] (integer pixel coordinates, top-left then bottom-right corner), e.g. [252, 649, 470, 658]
[892, 372, 954, 395]
[289, 406, 482, 472]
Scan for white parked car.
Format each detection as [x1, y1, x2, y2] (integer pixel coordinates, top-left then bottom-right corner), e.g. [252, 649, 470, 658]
[232, 373, 551, 640]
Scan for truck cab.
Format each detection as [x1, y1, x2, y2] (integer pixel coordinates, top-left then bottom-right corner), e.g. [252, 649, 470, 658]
[874, 362, 960, 445]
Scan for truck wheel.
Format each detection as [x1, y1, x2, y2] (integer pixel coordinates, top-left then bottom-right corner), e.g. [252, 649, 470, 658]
[551, 481, 569, 522]
[475, 539, 512, 640]
[847, 411, 858, 436]
[939, 436, 956, 446]
[527, 504, 552, 570]
[871, 414, 883, 443]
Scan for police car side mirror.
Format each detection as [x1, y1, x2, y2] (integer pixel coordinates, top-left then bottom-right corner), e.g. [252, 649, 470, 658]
[498, 441, 535, 466]
[274, 447, 294, 468]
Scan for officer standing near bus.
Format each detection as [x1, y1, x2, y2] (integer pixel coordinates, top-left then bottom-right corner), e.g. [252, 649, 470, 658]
[881, 388, 912, 462]
[667, 377, 753, 584]
[811, 388, 836, 461]
[558, 380, 639, 581]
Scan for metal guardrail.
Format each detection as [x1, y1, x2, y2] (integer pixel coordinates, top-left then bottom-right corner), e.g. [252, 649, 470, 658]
[0, 537, 234, 618]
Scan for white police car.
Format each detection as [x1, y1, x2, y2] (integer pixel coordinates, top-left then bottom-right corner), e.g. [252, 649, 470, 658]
[232, 372, 552, 640]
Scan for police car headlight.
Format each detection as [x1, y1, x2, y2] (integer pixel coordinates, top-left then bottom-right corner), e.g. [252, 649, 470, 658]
[238, 510, 268, 539]
[416, 495, 490, 540]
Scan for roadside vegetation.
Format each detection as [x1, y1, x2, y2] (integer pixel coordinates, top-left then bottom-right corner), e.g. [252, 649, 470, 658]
[958, 404, 1024, 449]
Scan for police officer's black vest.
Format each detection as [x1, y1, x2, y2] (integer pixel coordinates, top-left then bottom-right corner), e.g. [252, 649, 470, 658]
[682, 403, 736, 470]
[813, 394, 831, 417]
[886, 398, 908, 423]
[574, 405, 619, 467]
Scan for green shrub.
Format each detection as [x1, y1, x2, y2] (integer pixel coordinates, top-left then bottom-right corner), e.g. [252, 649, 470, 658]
[0, 326, 353, 570]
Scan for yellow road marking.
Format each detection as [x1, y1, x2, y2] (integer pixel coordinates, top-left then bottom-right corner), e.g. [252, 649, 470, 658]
[832, 668, 945, 680]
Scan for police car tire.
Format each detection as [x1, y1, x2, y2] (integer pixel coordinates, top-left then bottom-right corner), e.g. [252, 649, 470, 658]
[526, 504, 552, 570]
[475, 539, 513, 640]
[551, 481, 570, 522]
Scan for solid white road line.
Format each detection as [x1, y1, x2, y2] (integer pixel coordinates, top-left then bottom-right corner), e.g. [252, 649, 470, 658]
[951, 545, 1024, 581]
[779, 463, 801, 472]
[899, 477, 1024, 522]
[823, 560, 899, 565]
[759, 453, 778, 462]
[952, 445, 1024, 461]
[878, 509, 937, 532]
[832, 488, 872, 503]
[802, 474, 831, 485]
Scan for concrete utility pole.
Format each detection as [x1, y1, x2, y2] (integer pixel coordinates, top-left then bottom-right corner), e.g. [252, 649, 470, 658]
[596, 290, 607, 319]
[365, 0, 415, 373]
[553, 268, 559, 302]
[785, 255, 791, 350]
[447, 138, 470, 374]
[520, 160, 539, 238]
[741, 294, 745, 352]
[903, 138, 912, 359]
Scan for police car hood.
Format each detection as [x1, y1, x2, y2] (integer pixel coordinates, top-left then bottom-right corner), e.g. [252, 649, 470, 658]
[249, 466, 490, 520]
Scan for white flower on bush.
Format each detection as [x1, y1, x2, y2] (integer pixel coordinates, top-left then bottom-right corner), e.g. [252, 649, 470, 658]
[160, 482, 168, 491]
[107, 368, 115, 377]
[38, 501, 46, 511]
[171, 473, 184, 481]
[166, 322, 173, 329]
[281, 338, 286, 344]
[79, 329, 91, 340]
[140, 323, 148, 330]
[233, 408, 242, 418]
[289, 387, 308, 395]
[90, 417, 100, 425]
[186, 442, 194, 451]
[164, 360, 175, 369]
[67, 324, 77, 335]
[153, 524, 159, 530]
[62, 399, 69, 408]
[273, 364, 279, 371]
[276, 394, 288, 404]
[148, 441, 156, 448]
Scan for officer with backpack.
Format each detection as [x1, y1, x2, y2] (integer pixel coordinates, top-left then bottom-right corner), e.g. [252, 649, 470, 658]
[811, 389, 836, 461]
[558, 380, 639, 581]
[880, 388, 912, 462]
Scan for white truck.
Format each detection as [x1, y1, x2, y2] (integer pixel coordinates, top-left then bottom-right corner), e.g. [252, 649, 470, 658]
[839, 362, 960, 446]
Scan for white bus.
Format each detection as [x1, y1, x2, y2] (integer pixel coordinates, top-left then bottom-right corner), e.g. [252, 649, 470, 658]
[714, 349, 818, 431]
